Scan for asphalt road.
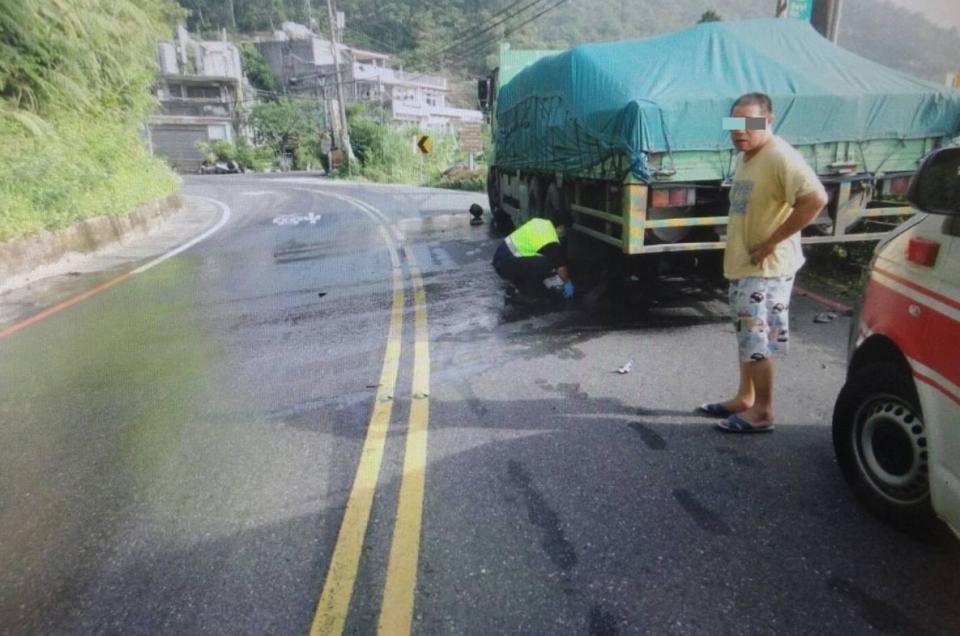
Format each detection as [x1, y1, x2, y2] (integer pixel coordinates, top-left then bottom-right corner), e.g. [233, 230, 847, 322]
[1, 174, 957, 635]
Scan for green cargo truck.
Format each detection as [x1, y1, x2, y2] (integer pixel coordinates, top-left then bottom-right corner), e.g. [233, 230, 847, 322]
[479, 18, 960, 258]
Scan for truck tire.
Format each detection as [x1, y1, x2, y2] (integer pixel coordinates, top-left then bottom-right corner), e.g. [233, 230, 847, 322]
[488, 167, 512, 231]
[544, 183, 569, 227]
[527, 177, 545, 220]
[648, 206, 694, 243]
[832, 361, 934, 529]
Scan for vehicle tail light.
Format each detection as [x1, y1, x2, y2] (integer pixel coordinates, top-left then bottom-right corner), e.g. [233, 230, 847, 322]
[887, 176, 911, 195]
[651, 187, 695, 208]
[906, 237, 940, 267]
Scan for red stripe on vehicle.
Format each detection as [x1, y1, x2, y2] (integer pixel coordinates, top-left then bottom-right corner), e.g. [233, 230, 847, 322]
[862, 278, 960, 392]
[873, 266, 960, 312]
[914, 372, 960, 407]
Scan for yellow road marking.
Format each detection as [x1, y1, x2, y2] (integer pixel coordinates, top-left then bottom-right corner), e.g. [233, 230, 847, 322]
[327, 193, 432, 636]
[379, 263, 430, 635]
[304, 190, 433, 636]
[309, 207, 404, 636]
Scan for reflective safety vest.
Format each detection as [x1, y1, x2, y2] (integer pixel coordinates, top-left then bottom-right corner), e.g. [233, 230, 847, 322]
[507, 218, 558, 257]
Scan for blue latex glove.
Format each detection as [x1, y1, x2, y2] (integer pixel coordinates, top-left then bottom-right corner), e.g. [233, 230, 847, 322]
[562, 280, 575, 300]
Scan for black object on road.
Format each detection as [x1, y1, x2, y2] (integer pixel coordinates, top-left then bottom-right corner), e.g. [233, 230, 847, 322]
[469, 204, 484, 226]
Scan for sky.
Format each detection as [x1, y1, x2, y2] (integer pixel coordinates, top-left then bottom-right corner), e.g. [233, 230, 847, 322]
[883, 0, 960, 32]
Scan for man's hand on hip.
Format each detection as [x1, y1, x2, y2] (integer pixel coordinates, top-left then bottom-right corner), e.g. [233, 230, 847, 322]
[749, 239, 776, 265]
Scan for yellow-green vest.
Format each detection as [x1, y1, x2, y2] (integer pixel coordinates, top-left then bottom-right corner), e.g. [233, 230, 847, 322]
[509, 218, 558, 256]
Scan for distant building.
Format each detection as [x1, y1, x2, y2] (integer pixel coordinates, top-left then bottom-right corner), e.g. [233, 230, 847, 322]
[255, 22, 482, 131]
[149, 26, 246, 172]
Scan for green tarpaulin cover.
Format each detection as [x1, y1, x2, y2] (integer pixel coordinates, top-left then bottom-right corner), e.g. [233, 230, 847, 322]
[494, 18, 960, 180]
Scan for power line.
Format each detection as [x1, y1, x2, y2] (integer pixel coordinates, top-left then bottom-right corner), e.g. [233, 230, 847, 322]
[444, 0, 571, 64]
[399, 0, 571, 86]
[443, 0, 543, 47]
[434, 0, 546, 59]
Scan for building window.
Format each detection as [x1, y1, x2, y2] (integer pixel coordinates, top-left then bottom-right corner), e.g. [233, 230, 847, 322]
[186, 85, 221, 100]
[207, 124, 230, 141]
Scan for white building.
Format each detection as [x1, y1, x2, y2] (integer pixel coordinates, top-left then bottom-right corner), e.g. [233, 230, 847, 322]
[255, 23, 482, 131]
[150, 26, 246, 171]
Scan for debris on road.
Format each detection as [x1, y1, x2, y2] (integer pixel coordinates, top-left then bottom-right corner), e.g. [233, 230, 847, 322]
[469, 203, 484, 226]
[814, 312, 839, 324]
[616, 360, 634, 374]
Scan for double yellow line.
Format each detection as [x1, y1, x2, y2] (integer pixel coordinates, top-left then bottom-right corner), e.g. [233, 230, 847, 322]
[305, 191, 430, 636]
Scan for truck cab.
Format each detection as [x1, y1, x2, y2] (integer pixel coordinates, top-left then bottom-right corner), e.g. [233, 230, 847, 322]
[832, 146, 960, 537]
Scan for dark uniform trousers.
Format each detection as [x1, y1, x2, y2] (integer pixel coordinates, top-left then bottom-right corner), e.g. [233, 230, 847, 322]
[492, 242, 555, 296]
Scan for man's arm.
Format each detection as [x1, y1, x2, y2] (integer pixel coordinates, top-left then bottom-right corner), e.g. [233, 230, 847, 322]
[750, 190, 829, 265]
[538, 243, 569, 280]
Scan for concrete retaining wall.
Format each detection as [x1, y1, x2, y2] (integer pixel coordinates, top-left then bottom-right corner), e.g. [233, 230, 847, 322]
[0, 194, 183, 285]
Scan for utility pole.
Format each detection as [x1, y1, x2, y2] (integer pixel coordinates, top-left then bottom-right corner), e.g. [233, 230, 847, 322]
[326, 0, 355, 164]
[305, 0, 315, 31]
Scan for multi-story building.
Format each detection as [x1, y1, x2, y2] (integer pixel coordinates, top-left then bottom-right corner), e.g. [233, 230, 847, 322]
[255, 23, 482, 132]
[149, 26, 245, 172]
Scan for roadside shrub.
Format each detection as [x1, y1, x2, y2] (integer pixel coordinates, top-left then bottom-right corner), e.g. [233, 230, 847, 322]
[195, 139, 275, 171]
[430, 166, 486, 191]
[0, 0, 182, 241]
[250, 97, 325, 169]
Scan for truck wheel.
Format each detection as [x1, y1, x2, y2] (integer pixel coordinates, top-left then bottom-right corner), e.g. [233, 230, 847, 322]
[527, 177, 545, 219]
[487, 166, 501, 212]
[648, 206, 693, 243]
[544, 183, 569, 227]
[488, 167, 512, 231]
[832, 361, 934, 528]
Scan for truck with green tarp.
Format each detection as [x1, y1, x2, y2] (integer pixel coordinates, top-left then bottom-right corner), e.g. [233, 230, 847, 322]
[479, 18, 960, 258]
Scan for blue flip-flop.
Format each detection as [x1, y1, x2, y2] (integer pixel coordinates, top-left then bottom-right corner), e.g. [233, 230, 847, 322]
[697, 403, 735, 418]
[717, 414, 774, 433]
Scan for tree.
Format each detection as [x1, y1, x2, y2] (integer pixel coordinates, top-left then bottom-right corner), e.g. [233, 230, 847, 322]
[240, 43, 279, 96]
[698, 9, 722, 23]
[249, 97, 322, 167]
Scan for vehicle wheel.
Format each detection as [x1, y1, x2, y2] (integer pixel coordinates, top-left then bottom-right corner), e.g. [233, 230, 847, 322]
[544, 183, 569, 227]
[487, 166, 501, 212]
[527, 177, 545, 219]
[647, 206, 694, 243]
[832, 361, 934, 527]
[487, 167, 512, 232]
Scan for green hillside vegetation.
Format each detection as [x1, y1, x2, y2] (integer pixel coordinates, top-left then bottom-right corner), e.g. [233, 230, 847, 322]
[0, 0, 181, 242]
[178, 0, 959, 188]
[180, 0, 960, 86]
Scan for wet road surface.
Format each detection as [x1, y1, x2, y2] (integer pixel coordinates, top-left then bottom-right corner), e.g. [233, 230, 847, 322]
[1, 174, 958, 635]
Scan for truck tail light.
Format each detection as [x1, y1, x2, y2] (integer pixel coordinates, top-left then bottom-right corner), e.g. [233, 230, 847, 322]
[888, 176, 911, 195]
[650, 187, 695, 208]
[906, 237, 940, 267]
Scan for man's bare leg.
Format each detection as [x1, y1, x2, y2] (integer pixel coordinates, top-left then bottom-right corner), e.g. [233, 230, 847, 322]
[735, 358, 775, 426]
[719, 361, 756, 413]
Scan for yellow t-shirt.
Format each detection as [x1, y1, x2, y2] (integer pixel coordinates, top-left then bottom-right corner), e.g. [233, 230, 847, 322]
[723, 136, 826, 280]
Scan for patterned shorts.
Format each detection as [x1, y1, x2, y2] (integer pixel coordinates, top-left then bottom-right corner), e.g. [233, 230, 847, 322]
[729, 276, 794, 362]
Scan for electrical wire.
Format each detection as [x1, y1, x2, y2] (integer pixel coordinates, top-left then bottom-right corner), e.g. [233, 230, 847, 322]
[433, 0, 546, 58]
[451, 0, 571, 62]
[398, 0, 571, 85]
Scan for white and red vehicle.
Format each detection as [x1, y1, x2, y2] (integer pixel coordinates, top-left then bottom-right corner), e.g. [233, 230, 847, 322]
[833, 146, 960, 536]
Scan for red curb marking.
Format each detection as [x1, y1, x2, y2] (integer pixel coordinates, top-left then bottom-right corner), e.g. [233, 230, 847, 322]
[0, 272, 131, 340]
[794, 285, 852, 313]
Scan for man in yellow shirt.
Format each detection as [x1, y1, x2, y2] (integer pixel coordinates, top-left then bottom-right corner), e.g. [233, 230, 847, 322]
[699, 93, 828, 433]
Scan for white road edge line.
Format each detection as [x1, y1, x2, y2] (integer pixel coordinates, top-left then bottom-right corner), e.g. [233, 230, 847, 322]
[131, 195, 232, 275]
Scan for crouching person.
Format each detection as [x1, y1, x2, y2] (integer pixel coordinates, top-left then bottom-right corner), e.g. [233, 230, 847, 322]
[492, 217, 574, 301]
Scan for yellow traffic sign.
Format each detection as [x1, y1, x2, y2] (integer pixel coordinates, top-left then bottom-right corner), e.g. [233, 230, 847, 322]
[417, 135, 432, 154]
